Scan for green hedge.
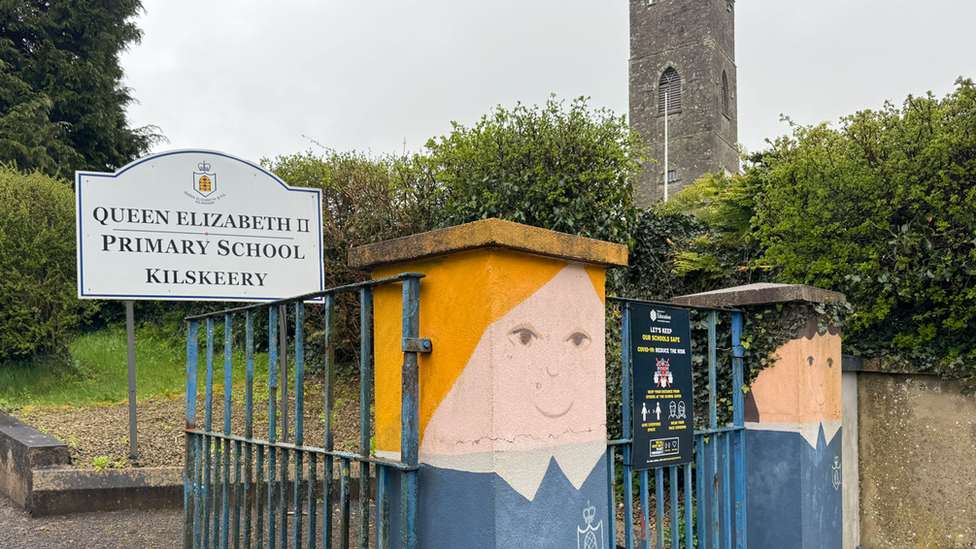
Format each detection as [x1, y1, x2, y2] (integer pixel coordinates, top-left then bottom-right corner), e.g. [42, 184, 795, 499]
[0, 165, 96, 360]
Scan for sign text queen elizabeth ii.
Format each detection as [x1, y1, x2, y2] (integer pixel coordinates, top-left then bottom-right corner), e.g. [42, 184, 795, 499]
[76, 150, 324, 302]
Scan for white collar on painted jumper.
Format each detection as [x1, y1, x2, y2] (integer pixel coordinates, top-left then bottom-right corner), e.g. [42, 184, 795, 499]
[419, 440, 606, 501]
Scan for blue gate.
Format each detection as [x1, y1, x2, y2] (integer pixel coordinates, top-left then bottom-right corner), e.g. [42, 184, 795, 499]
[183, 273, 426, 549]
[607, 299, 747, 549]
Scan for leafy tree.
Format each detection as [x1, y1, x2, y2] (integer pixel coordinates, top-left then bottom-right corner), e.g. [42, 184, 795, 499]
[0, 0, 158, 176]
[425, 96, 647, 246]
[0, 165, 97, 360]
[262, 149, 438, 372]
[754, 78, 976, 376]
[634, 168, 768, 299]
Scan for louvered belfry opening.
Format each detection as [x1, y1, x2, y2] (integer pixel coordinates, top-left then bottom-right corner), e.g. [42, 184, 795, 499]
[658, 67, 681, 114]
[722, 71, 730, 117]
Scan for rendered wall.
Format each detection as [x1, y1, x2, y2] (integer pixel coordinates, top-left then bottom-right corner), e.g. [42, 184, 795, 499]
[857, 370, 976, 548]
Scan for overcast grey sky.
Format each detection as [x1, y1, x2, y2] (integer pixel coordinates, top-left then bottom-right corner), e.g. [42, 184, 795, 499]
[120, 0, 976, 164]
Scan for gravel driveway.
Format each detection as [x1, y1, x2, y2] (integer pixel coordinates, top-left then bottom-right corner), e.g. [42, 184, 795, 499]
[0, 492, 182, 549]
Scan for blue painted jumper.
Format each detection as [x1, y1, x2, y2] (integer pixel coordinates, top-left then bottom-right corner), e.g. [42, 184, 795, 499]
[183, 273, 427, 549]
[608, 299, 748, 549]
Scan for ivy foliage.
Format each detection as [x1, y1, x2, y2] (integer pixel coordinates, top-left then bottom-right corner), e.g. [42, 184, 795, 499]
[0, 165, 97, 360]
[754, 78, 976, 377]
[426, 95, 646, 247]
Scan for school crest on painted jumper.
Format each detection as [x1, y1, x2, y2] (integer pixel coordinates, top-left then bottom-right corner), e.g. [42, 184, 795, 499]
[578, 503, 604, 549]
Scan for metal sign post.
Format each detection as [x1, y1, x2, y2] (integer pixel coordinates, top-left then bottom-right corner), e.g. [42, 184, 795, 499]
[125, 300, 138, 460]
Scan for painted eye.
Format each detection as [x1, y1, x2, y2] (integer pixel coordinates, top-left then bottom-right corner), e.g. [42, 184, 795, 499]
[509, 326, 540, 347]
[566, 331, 591, 348]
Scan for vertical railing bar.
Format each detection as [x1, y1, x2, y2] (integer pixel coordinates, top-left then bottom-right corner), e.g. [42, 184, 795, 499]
[711, 436, 719, 549]
[213, 434, 223, 549]
[696, 437, 705, 549]
[670, 466, 679, 549]
[731, 311, 747, 549]
[224, 314, 233, 434]
[377, 466, 389, 549]
[184, 320, 198, 549]
[256, 444, 265, 549]
[707, 311, 719, 549]
[234, 440, 242, 548]
[244, 312, 254, 549]
[400, 277, 421, 549]
[202, 434, 212, 549]
[655, 468, 664, 549]
[607, 446, 617, 549]
[204, 318, 215, 547]
[295, 302, 305, 447]
[359, 287, 373, 549]
[640, 470, 650, 549]
[223, 439, 232, 549]
[195, 434, 205, 549]
[309, 453, 319, 549]
[279, 448, 288, 549]
[323, 293, 336, 549]
[199, 438, 213, 540]
[723, 434, 732, 549]
[268, 307, 278, 549]
[294, 302, 306, 549]
[222, 313, 233, 549]
[683, 462, 693, 549]
[622, 303, 635, 549]
[206, 318, 215, 431]
[340, 458, 351, 549]
[294, 450, 305, 549]
[708, 311, 717, 430]
[279, 304, 289, 444]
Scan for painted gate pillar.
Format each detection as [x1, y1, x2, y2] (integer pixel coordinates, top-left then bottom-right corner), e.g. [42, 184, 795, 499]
[674, 283, 846, 549]
[348, 218, 628, 549]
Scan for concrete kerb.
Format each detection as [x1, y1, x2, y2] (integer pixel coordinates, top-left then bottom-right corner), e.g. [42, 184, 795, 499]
[1, 412, 372, 516]
[0, 411, 182, 515]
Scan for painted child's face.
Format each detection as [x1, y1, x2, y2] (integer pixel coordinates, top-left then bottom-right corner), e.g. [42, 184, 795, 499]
[421, 263, 607, 457]
[489, 264, 606, 448]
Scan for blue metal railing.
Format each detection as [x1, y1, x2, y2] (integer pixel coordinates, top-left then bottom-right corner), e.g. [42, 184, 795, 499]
[183, 273, 426, 549]
[608, 299, 747, 549]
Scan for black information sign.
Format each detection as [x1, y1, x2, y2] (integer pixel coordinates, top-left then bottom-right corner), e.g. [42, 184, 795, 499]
[631, 303, 694, 470]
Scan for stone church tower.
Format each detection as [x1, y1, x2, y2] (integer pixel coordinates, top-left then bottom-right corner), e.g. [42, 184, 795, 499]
[630, 0, 739, 204]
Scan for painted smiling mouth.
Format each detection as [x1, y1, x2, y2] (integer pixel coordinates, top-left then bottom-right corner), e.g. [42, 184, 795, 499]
[535, 401, 573, 419]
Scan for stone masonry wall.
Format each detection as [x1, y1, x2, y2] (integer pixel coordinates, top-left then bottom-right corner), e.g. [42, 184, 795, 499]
[630, 0, 739, 204]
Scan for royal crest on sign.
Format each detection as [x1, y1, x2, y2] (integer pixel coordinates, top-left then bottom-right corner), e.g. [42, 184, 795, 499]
[193, 161, 217, 197]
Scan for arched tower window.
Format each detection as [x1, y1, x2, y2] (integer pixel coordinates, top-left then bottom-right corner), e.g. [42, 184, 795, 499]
[722, 70, 729, 117]
[658, 67, 681, 114]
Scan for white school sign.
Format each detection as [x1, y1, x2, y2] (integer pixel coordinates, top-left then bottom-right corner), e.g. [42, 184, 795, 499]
[76, 150, 324, 302]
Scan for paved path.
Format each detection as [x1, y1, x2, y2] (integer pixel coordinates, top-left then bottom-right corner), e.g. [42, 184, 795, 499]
[0, 493, 182, 549]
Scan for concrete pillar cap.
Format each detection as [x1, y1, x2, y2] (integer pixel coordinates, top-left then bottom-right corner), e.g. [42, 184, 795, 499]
[348, 218, 628, 270]
[672, 282, 846, 309]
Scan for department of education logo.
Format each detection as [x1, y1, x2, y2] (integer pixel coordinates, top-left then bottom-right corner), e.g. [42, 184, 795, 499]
[650, 310, 657, 322]
[193, 161, 217, 197]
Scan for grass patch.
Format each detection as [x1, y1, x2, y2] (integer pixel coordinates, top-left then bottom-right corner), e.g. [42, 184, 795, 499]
[0, 324, 270, 410]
